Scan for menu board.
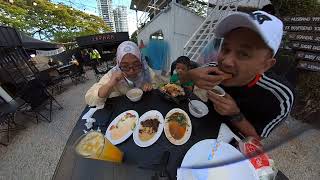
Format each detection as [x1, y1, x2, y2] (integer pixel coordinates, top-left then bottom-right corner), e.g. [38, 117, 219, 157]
[284, 16, 320, 72]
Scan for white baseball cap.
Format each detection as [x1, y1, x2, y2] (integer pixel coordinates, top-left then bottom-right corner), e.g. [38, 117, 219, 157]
[215, 11, 283, 56]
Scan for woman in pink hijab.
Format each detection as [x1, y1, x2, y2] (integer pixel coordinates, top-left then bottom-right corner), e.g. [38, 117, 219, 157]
[85, 41, 155, 107]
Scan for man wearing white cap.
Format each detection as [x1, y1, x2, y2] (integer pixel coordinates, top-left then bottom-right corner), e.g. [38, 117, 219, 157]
[186, 11, 294, 139]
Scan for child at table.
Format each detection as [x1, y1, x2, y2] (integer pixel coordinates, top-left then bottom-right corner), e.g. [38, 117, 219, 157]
[170, 56, 194, 91]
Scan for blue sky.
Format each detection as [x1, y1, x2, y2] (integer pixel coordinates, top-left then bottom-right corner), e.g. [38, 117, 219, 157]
[52, 0, 137, 35]
[52, 0, 131, 15]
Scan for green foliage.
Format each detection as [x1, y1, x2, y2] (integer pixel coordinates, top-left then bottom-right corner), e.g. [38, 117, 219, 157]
[179, 0, 207, 17]
[273, 0, 320, 16]
[291, 71, 320, 120]
[130, 30, 138, 44]
[0, 0, 111, 43]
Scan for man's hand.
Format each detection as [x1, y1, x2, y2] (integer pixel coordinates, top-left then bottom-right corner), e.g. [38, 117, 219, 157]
[184, 67, 226, 90]
[207, 91, 240, 116]
[109, 71, 124, 85]
[142, 83, 153, 92]
[208, 91, 260, 139]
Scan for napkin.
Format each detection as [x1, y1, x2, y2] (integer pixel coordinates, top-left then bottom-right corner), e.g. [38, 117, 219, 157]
[82, 108, 98, 119]
[217, 123, 241, 143]
[83, 117, 96, 130]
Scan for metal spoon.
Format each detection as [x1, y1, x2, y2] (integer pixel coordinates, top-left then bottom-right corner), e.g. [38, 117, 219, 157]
[123, 75, 134, 88]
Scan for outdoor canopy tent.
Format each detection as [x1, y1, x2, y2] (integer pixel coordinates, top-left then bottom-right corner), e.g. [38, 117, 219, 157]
[18, 32, 59, 50]
[0, 26, 21, 48]
[0, 25, 59, 50]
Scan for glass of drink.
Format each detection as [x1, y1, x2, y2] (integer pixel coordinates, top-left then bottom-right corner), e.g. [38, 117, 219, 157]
[74, 131, 123, 163]
[198, 37, 224, 66]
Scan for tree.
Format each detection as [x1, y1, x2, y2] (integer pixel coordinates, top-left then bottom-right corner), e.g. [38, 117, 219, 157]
[272, 0, 320, 16]
[179, 0, 207, 17]
[0, 0, 111, 43]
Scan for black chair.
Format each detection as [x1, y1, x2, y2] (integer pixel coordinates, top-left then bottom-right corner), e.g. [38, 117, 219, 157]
[19, 79, 63, 123]
[37, 69, 65, 94]
[69, 64, 86, 85]
[0, 98, 26, 146]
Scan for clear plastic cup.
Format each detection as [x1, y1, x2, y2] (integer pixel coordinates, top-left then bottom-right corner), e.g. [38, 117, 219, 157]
[74, 131, 123, 163]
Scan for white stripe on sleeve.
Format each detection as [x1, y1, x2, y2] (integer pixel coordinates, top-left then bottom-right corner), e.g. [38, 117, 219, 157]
[257, 78, 292, 137]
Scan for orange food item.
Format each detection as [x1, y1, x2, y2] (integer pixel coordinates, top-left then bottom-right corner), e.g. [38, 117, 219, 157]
[168, 121, 186, 140]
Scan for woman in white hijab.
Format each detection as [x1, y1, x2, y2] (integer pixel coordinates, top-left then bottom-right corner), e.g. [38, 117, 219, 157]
[85, 41, 155, 107]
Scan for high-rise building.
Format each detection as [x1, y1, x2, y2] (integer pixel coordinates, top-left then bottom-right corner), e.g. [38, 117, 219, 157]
[97, 0, 115, 32]
[113, 6, 129, 32]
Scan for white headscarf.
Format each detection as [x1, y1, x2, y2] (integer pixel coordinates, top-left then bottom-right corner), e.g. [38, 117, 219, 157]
[115, 41, 151, 88]
[116, 41, 141, 64]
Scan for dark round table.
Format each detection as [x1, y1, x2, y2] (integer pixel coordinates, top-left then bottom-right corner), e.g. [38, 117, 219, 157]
[52, 90, 288, 180]
[53, 90, 222, 180]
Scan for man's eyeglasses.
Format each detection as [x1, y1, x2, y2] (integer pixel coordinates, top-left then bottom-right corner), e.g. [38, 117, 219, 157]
[119, 63, 142, 72]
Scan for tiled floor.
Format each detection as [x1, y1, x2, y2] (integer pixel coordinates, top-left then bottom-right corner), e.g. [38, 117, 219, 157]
[0, 70, 319, 180]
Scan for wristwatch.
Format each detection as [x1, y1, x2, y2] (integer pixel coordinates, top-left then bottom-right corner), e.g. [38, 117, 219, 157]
[228, 112, 245, 122]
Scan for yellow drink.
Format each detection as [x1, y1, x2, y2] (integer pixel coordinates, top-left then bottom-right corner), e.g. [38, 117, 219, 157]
[75, 131, 123, 163]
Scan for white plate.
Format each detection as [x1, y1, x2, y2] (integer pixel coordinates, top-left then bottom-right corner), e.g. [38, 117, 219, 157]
[133, 110, 164, 147]
[105, 110, 139, 145]
[164, 108, 192, 145]
[180, 139, 258, 180]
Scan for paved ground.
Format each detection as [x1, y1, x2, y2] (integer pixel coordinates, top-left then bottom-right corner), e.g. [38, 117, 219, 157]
[0, 70, 319, 180]
[266, 119, 320, 180]
[0, 71, 96, 180]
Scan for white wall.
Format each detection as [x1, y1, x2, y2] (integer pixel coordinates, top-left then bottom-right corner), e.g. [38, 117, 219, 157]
[172, 3, 204, 64]
[137, 2, 204, 72]
[137, 6, 173, 47]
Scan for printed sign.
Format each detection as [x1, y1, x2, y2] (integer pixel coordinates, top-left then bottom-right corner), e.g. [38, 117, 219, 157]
[289, 41, 320, 53]
[76, 32, 129, 47]
[297, 61, 320, 72]
[296, 51, 320, 62]
[288, 33, 320, 43]
[284, 24, 320, 33]
[283, 17, 320, 24]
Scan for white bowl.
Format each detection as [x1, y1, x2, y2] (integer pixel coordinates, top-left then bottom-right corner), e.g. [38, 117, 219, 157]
[188, 100, 209, 118]
[126, 88, 143, 102]
[211, 86, 226, 97]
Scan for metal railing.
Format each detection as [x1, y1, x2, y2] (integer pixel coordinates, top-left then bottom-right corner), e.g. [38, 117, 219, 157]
[184, 0, 244, 62]
[136, 0, 169, 31]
